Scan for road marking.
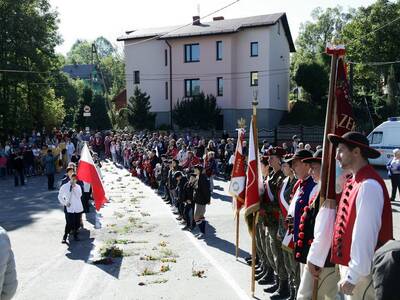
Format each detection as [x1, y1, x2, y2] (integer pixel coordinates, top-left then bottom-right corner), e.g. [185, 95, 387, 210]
[184, 230, 252, 300]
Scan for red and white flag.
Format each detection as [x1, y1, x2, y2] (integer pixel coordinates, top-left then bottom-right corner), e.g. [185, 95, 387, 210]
[244, 117, 263, 219]
[77, 143, 107, 211]
[229, 128, 246, 212]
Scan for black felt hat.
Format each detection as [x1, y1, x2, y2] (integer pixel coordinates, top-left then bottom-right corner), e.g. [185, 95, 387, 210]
[302, 149, 323, 163]
[328, 131, 380, 159]
[283, 149, 313, 163]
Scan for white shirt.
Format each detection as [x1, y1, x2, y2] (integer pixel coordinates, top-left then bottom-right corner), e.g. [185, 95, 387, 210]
[176, 150, 188, 165]
[308, 179, 383, 285]
[307, 203, 336, 268]
[83, 182, 91, 193]
[58, 182, 83, 213]
[346, 179, 383, 285]
[66, 142, 75, 156]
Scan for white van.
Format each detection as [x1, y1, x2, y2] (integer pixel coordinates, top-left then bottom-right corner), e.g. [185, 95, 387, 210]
[368, 117, 400, 166]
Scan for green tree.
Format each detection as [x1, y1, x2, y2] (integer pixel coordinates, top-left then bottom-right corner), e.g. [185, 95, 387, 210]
[387, 65, 399, 114]
[126, 87, 155, 130]
[293, 6, 353, 70]
[65, 37, 125, 98]
[91, 94, 111, 130]
[0, 0, 61, 135]
[42, 89, 66, 130]
[294, 62, 329, 105]
[74, 87, 93, 130]
[173, 93, 221, 129]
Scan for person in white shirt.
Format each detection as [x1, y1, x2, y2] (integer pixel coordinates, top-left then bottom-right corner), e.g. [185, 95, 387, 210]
[297, 150, 339, 299]
[66, 140, 75, 164]
[176, 145, 188, 166]
[58, 174, 83, 243]
[315, 132, 393, 300]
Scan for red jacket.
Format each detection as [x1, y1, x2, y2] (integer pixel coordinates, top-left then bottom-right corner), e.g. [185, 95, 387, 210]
[331, 164, 393, 266]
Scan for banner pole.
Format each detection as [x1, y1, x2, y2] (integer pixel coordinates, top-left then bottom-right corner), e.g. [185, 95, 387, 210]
[313, 48, 339, 300]
[251, 212, 256, 297]
[235, 209, 240, 260]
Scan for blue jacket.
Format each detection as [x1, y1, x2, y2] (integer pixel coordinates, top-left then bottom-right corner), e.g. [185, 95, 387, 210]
[42, 154, 57, 175]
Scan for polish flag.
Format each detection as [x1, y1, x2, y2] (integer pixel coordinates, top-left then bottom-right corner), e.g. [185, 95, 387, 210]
[229, 128, 246, 212]
[244, 116, 263, 219]
[77, 143, 107, 211]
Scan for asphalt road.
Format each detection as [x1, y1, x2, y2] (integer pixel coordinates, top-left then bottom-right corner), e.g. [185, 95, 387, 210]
[0, 164, 398, 300]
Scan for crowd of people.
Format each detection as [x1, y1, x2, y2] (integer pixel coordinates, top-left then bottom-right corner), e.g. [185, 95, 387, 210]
[1, 128, 399, 300]
[244, 132, 399, 300]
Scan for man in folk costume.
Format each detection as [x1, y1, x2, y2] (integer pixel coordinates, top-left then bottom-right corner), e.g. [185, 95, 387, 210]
[321, 132, 393, 299]
[262, 147, 290, 299]
[284, 150, 316, 294]
[278, 153, 299, 300]
[296, 149, 340, 299]
[254, 156, 274, 284]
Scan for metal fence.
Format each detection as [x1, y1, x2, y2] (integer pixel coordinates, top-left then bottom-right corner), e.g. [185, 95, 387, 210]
[172, 125, 325, 146]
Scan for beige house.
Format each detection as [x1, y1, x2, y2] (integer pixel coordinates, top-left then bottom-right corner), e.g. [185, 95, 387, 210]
[118, 13, 295, 130]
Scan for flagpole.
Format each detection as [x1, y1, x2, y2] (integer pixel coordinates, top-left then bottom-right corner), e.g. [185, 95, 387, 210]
[251, 92, 259, 298]
[313, 45, 340, 300]
[235, 209, 240, 260]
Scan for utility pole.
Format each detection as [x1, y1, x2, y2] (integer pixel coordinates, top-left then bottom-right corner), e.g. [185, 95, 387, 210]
[349, 63, 354, 99]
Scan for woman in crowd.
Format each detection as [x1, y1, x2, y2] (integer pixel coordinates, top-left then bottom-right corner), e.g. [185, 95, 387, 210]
[387, 148, 400, 201]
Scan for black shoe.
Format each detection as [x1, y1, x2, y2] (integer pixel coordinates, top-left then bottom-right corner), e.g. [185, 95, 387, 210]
[246, 257, 259, 266]
[255, 268, 267, 281]
[255, 266, 265, 275]
[287, 287, 296, 300]
[245, 256, 252, 262]
[176, 216, 183, 221]
[270, 280, 289, 299]
[264, 276, 279, 293]
[258, 268, 274, 285]
[62, 234, 68, 243]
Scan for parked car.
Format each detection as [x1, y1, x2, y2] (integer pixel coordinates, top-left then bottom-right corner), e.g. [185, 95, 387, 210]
[368, 117, 400, 166]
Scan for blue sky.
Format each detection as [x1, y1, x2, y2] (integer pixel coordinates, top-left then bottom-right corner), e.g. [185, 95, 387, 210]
[50, 0, 378, 55]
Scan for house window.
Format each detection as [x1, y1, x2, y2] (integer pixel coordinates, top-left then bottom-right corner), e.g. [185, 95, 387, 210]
[164, 49, 168, 66]
[250, 71, 258, 86]
[184, 79, 200, 97]
[184, 43, 200, 62]
[277, 84, 280, 99]
[250, 42, 258, 57]
[277, 21, 281, 35]
[216, 41, 223, 61]
[165, 82, 168, 99]
[134, 70, 140, 84]
[217, 77, 223, 96]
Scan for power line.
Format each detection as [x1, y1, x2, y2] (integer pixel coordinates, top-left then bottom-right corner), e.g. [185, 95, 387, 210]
[12, 70, 289, 86]
[346, 14, 400, 47]
[122, 0, 240, 49]
[124, 67, 290, 78]
[347, 60, 400, 66]
[0, 69, 56, 74]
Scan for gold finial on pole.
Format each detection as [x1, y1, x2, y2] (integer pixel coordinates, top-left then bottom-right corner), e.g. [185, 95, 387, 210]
[237, 118, 246, 129]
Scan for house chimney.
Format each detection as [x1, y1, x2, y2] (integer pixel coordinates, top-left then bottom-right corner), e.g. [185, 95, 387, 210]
[213, 16, 224, 21]
[192, 16, 201, 25]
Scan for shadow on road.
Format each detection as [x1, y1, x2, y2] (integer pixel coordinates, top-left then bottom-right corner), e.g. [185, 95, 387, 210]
[212, 192, 232, 203]
[65, 228, 123, 279]
[204, 222, 250, 259]
[0, 174, 63, 231]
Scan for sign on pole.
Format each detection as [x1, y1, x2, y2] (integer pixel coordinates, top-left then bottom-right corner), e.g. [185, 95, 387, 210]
[83, 105, 91, 117]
